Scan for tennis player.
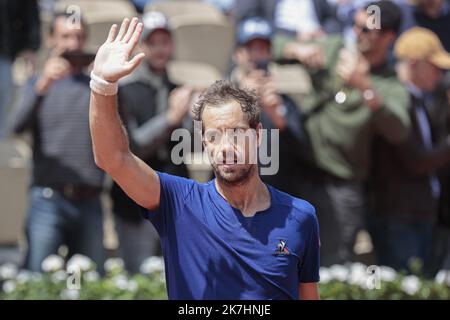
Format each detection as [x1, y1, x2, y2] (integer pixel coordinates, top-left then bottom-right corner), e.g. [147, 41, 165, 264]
[89, 17, 320, 300]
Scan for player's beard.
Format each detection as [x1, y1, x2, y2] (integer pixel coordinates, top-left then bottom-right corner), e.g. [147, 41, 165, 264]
[212, 162, 255, 186]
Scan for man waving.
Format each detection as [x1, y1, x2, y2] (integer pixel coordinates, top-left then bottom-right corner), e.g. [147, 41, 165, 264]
[89, 18, 320, 300]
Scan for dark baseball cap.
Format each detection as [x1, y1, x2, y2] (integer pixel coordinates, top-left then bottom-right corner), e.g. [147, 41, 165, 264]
[237, 17, 272, 45]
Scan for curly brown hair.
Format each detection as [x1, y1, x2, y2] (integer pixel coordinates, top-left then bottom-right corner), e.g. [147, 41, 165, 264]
[192, 80, 261, 129]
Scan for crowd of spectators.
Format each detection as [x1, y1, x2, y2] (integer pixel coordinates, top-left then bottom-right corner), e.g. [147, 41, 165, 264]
[1, 0, 450, 278]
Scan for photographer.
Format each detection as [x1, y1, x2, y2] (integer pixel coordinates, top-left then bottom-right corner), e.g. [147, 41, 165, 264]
[271, 1, 411, 266]
[230, 17, 310, 198]
[8, 12, 105, 272]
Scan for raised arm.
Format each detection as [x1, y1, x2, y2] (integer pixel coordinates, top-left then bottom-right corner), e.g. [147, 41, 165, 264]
[89, 17, 160, 210]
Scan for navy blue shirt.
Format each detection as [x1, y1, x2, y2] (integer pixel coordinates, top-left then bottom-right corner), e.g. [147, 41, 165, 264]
[142, 172, 320, 300]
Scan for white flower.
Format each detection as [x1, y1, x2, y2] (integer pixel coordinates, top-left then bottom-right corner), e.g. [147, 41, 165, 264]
[51, 270, 67, 283]
[83, 271, 100, 282]
[127, 279, 138, 292]
[60, 289, 80, 300]
[348, 263, 367, 287]
[319, 267, 332, 284]
[140, 256, 165, 275]
[112, 275, 129, 290]
[41, 254, 65, 273]
[104, 258, 124, 273]
[112, 275, 139, 292]
[2, 280, 16, 294]
[401, 275, 421, 295]
[66, 254, 94, 272]
[0, 263, 18, 280]
[159, 270, 166, 283]
[380, 266, 397, 282]
[435, 270, 445, 284]
[350, 262, 367, 273]
[435, 270, 450, 286]
[16, 270, 32, 284]
[329, 264, 349, 282]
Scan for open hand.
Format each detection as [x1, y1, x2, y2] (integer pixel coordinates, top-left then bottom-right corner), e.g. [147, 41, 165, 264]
[167, 86, 194, 126]
[336, 48, 371, 91]
[92, 17, 146, 82]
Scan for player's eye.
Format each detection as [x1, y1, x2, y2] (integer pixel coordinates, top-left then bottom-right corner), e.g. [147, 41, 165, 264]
[230, 128, 245, 136]
[204, 129, 221, 144]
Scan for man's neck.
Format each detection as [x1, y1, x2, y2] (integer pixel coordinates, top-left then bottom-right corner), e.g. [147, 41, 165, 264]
[405, 80, 424, 98]
[215, 169, 271, 217]
[147, 63, 165, 76]
[364, 51, 387, 70]
[72, 66, 83, 75]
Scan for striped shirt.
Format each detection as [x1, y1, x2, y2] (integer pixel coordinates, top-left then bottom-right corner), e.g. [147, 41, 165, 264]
[9, 73, 104, 188]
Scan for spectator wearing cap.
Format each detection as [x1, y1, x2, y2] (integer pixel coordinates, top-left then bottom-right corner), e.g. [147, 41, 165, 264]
[396, 0, 450, 106]
[370, 27, 450, 273]
[111, 11, 195, 273]
[272, 1, 411, 266]
[230, 17, 311, 199]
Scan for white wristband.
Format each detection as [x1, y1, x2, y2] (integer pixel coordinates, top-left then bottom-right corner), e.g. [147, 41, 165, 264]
[90, 71, 118, 96]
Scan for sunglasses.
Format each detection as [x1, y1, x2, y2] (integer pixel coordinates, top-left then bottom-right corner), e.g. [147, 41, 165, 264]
[354, 23, 371, 33]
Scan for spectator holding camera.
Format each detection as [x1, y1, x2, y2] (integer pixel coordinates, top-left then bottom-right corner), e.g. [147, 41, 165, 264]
[272, 1, 411, 266]
[230, 17, 310, 198]
[8, 12, 105, 272]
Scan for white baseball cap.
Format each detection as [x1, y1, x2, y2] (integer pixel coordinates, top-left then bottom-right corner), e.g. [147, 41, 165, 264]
[141, 11, 170, 41]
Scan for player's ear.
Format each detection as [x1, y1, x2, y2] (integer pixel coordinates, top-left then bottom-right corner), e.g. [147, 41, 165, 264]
[256, 122, 263, 148]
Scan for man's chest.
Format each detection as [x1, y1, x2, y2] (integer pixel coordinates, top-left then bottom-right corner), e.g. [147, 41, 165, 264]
[174, 203, 306, 279]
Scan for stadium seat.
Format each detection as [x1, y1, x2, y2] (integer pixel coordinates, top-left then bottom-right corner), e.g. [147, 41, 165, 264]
[170, 15, 234, 75]
[54, 0, 137, 22]
[167, 60, 222, 89]
[0, 139, 30, 245]
[269, 63, 312, 107]
[54, 0, 137, 51]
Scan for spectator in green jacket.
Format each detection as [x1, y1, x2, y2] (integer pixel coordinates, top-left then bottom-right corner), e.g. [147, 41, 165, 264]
[271, 0, 411, 266]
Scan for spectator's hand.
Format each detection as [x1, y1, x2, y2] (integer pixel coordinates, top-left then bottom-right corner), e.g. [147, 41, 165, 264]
[290, 43, 325, 69]
[92, 17, 145, 83]
[260, 80, 282, 111]
[336, 48, 371, 91]
[167, 86, 194, 126]
[240, 69, 266, 95]
[260, 79, 286, 129]
[18, 49, 38, 75]
[35, 48, 71, 94]
[188, 89, 202, 118]
[296, 29, 326, 42]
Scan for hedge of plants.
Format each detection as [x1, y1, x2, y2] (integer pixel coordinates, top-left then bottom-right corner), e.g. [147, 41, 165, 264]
[1, 254, 449, 300]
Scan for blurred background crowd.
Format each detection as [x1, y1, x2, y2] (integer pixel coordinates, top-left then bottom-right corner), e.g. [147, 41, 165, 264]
[1, 0, 450, 280]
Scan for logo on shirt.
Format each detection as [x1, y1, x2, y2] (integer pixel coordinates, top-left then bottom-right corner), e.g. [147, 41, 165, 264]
[274, 239, 290, 255]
